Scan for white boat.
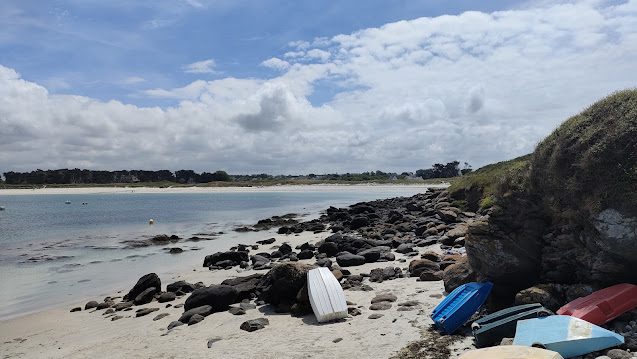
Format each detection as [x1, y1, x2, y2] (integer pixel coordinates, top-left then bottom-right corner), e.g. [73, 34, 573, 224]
[307, 267, 348, 323]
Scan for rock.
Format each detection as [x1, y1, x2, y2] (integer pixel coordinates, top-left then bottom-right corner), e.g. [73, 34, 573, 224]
[368, 314, 384, 319]
[228, 307, 246, 315]
[178, 305, 212, 323]
[297, 250, 314, 260]
[158, 292, 176, 303]
[371, 293, 397, 303]
[318, 242, 339, 257]
[446, 224, 468, 239]
[333, 338, 343, 343]
[606, 349, 632, 359]
[166, 280, 195, 293]
[515, 285, 562, 311]
[256, 263, 312, 305]
[97, 301, 113, 310]
[103, 308, 115, 315]
[408, 259, 440, 277]
[442, 256, 476, 293]
[315, 258, 333, 268]
[134, 287, 157, 305]
[188, 314, 205, 326]
[278, 243, 292, 254]
[84, 301, 99, 310]
[114, 301, 134, 311]
[421, 251, 441, 262]
[350, 216, 370, 229]
[153, 313, 170, 321]
[167, 320, 184, 330]
[348, 307, 362, 316]
[370, 302, 392, 310]
[111, 315, 123, 321]
[203, 251, 249, 268]
[336, 253, 366, 267]
[221, 274, 262, 301]
[70, 307, 81, 312]
[136, 307, 159, 317]
[500, 338, 514, 345]
[437, 209, 458, 223]
[369, 267, 401, 282]
[420, 270, 443, 281]
[358, 246, 391, 262]
[240, 318, 269, 332]
[256, 238, 275, 245]
[123, 273, 161, 301]
[395, 243, 415, 254]
[240, 302, 256, 310]
[184, 285, 238, 312]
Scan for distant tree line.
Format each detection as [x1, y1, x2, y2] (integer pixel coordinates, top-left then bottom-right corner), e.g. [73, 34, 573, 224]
[2, 161, 472, 185]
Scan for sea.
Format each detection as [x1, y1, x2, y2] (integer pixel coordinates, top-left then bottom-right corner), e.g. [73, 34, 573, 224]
[0, 186, 435, 320]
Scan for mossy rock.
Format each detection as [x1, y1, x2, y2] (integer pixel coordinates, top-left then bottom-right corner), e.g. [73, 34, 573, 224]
[530, 89, 637, 220]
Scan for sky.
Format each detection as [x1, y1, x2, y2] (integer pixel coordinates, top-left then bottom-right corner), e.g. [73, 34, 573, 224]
[1, 0, 636, 174]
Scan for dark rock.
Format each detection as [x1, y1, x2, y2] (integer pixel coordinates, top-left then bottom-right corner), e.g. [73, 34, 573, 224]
[256, 263, 312, 305]
[278, 243, 292, 254]
[240, 302, 257, 310]
[607, 349, 632, 359]
[153, 313, 170, 321]
[515, 285, 562, 312]
[336, 253, 366, 267]
[188, 314, 205, 326]
[228, 307, 246, 315]
[134, 287, 157, 305]
[420, 270, 443, 281]
[136, 307, 159, 317]
[70, 307, 81, 312]
[84, 301, 99, 310]
[395, 243, 415, 254]
[270, 250, 282, 258]
[111, 315, 123, 321]
[166, 280, 195, 293]
[221, 274, 262, 301]
[442, 256, 476, 293]
[318, 242, 339, 257]
[408, 259, 440, 277]
[350, 216, 370, 229]
[179, 305, 212, 322]
[114, 301, 134, 311]
[123, 273, 161, 301]
[297, 250, 314, 260]
[240, 318, 269, 332]
[368, 314, 384, 319]
[167, 320, 184, 330]
[97, 301, 113, 310]
[369, 267, 401, 283]
[315, 258, 332, 268]
[256, 238, 275, 245]
[371, 293, 397, 303]
[169, 247, 183, 254]
[184, 285, 238, 312]
[348, 307, 362, 316]
[158, 292, 176, 303]
[203, 251, 249, 268]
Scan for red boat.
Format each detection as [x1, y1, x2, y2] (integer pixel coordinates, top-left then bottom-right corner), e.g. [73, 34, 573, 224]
[557, 283, 637, 325]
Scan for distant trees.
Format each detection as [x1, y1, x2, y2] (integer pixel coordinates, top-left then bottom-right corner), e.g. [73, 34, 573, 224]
[2, 169, 229, 185]
[415, 161, 471, 179]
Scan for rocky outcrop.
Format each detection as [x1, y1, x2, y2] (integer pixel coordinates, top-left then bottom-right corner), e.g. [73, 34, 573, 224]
[123, 273, 161, 301]
[256, 263, 312, 307]
[183, 285, 238, 312]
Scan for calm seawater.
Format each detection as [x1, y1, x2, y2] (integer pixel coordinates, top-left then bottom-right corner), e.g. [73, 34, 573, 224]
[0, 187, 431, 319]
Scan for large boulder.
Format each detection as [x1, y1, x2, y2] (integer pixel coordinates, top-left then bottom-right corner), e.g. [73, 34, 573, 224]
[256, 263, 312, 305]
[221, 274, 262, 301]
[336, 253, 366, 267]
[123, 273, 161, 301]
[184, 285, 239, 312]
[408, 259, 440, 277]
[203, 251, 249, 267]
[317, 242, 339, 257]
[442, 256, 476, 293]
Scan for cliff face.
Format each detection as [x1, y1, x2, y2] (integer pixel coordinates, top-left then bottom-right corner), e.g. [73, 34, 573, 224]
[452, 89, 637, 298]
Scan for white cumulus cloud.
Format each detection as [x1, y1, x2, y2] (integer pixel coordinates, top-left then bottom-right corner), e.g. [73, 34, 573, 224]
[182, 59, 217, 74]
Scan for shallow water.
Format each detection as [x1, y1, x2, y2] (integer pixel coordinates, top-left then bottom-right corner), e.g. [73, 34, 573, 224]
[0, 187, 430, 319]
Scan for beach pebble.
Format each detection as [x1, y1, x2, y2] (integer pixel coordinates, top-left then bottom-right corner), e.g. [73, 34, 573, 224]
[371, 293, 397, 303]
[114, 301, 133, 311]
[228, 307, 246, 315]
[167, 321, 184, 330]
[240, 318, 269, 332]
[188, 314, 205, 326]
[96, 301, 113, 310]
[70, 307, 81, 312]
[370, 302, 392, 310]
[333, 338, 343, 343]
[135, 307, 159, 317]
[348, 307, 362, 316]
[606, 349, 632, 359]
[153, 313, 170, 321]
[207, 337, 222, 348]
[368, 314, 384, 319]
[111, 315, 123, 321]
[179, 305, 212, 323]
[103, 308, 115, 315]
[84, 301, 99, 310]
[157, 292, 176, 303]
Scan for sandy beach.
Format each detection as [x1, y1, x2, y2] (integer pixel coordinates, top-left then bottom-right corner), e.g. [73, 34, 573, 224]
[0, 229, 471, 359]
[0, 183, 447, 196]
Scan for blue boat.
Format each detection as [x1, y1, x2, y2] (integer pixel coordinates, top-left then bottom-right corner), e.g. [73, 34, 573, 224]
[431, 282, 493, 334]
[513, 315, 624, 358]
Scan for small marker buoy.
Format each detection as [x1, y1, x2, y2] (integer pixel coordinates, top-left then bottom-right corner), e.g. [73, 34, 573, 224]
[149, 219, 155, 225]
[65, 201, 71, 204]
[0, 206, 5, 211]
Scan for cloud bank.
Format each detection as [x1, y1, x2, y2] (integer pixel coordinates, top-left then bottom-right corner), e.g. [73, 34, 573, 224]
[1, 1, 636, 174]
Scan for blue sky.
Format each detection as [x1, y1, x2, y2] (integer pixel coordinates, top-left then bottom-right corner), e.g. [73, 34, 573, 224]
[1, 0, 636, 173]
[1, 0, 527, 107]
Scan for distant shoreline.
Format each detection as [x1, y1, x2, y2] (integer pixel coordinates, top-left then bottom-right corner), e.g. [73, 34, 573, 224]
[0, 183, 448, 196]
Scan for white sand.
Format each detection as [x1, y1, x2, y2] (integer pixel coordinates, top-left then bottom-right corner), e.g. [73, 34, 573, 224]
[0, 183, 447, 196]
[0, 230, 470, 359]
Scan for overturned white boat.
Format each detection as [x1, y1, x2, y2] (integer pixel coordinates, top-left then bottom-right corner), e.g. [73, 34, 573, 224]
[307, 267, 348, 323]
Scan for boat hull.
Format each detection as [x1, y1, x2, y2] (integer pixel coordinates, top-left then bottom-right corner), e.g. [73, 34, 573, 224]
[307, 267, 348, 323]
[472, 303, 552, 347]
[513, 315, 624, 358]
[431, 282, 493, 334]
[556, 283, 637, 325]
